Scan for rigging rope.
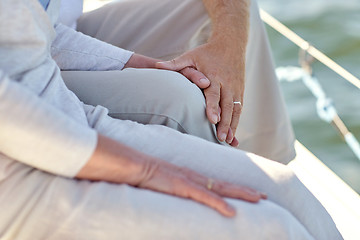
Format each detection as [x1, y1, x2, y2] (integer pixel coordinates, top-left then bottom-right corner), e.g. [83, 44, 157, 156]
[260, 9, 360, 160]
[260, 9, 360, 90]
[276, 66, 360, 161]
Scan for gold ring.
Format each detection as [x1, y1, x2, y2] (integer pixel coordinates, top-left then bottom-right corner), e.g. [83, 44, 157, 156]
[207, 178, 214, 190]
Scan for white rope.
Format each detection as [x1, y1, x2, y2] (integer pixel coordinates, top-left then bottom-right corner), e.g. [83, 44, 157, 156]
[345, 133, 360, 160]
[276, 66, 360, 161]
[260, 9, 360, 90]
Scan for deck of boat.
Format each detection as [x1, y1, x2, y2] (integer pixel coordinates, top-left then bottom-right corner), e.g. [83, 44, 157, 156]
[82, 1, 360, 238]
[291, 141, 360, 239]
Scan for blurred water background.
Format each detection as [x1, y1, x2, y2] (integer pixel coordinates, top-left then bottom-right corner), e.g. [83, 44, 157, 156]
[258, 0, 360, 193]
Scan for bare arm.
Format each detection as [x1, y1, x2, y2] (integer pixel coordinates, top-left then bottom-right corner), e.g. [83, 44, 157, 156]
[76, 134, 267, 218]
[157, 0, 250, 146]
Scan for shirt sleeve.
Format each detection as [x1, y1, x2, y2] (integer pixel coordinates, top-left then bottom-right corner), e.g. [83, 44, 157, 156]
[51, 23, 134, 71]
[0, 70, 98, 178]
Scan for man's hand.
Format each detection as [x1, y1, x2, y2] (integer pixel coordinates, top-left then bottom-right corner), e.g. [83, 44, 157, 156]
[156, 0, 249, 146]
[156, 39, 245, 146]
[125, 52, 242, 146]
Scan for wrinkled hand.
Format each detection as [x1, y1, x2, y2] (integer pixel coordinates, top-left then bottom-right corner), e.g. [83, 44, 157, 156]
[136, 156, 267, 217]
[156, 41, 245, 147]
[124, 53, 211, 89]
[77, 135, 267, 218]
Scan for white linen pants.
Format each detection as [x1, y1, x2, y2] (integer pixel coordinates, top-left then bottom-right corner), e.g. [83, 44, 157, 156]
[62, 0, 296, 164]
[0, 0, 343, 239]
[0, 102, 342, 239]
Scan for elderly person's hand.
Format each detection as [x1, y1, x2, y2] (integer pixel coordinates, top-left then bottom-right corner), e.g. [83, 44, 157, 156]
[156, 39, 245, 147]
[124, 53, 211, 89]
[77, 135, 267, 217]
[155, 0, 249, 147]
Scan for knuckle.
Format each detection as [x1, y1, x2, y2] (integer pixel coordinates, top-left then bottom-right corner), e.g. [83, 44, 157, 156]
[205, 91, 220, 104]
[232, 107, 242, 116]
[205, 91, 220, 101]
[180, 67, 190, 75]
[206, 101, 218, 110]
[222, 102, 233, 111]
[217, 123, 230, 133]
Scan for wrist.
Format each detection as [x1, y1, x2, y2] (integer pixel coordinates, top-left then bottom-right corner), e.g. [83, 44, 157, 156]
[76, 134, 146, 185]
[124, 53, 159, 69]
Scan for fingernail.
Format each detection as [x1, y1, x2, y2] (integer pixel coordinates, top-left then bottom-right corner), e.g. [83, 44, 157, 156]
[199, 78, 209, 85]
[232, 137, 239, 147]
[217, 107, 221, 122]
[219, 132, 227, 142]
[226, 129, 233, 143]
[211, 113, 218, 124]
[226, 205, 236, 215]
[261, 192, 268, 199]
[217, 112, 221, 122]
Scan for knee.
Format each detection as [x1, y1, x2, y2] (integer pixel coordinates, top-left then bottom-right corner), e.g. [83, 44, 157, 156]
[149, 69, 212, 134]
[232, 200, 312, 239]
[153, 70, 207, 117]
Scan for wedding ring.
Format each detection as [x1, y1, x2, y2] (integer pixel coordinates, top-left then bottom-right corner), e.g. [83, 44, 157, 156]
[233, 101, 242, 107]
[207, 178, 215, 190]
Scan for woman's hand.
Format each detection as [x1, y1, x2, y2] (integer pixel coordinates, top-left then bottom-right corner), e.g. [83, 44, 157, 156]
[124, 53, 211, 89]
[76, 135, 267, 217]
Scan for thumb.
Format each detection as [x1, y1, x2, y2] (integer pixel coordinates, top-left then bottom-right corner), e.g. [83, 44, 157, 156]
[155, 55, 194, 71]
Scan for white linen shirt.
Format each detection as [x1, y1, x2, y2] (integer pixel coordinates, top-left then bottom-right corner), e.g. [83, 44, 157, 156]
[59, 0, 83, 29]
[53, 0, 133, 71]
[0, 0, 110, 177]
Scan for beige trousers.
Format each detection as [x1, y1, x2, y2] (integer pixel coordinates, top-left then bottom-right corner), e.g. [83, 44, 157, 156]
[62, 0, 296, 164]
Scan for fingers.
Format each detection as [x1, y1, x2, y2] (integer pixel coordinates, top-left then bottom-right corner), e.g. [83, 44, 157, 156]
[217, 86, 234, 142]
[156, 52, 244, 146]
[204, 83, 221, 124]
[175, 180, 236, 217]
[155, 54, 194, 71]
[229, 136, 239, 147]
[139, 163, 236, 217]
[228, 99, 242, 145]
[209, 180, 267, 203]
[138, 159, 267, 218]
[180, 67, 210, 89]
[183, 168, 267, 203]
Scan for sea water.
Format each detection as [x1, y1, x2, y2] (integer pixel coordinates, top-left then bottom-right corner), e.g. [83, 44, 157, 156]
[258, 0, 360, 193]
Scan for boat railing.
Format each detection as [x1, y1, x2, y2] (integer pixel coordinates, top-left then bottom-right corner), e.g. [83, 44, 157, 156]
[259, 9, 360, 161]
[260, 9, 360, 90]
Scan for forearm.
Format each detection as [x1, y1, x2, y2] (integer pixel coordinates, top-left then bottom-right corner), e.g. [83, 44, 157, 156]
[0, 71, 97, 177]
[124, 53, 159, 69]
[52, 24, 133, 71]
[202, 0, 250, 49]
[76, 134, 151, 185]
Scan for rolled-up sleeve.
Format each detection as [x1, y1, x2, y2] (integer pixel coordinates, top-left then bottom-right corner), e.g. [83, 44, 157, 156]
[0, 71, 97, 177]
[51, 23, 133, 71]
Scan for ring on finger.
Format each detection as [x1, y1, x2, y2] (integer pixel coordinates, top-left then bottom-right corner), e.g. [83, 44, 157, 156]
[207, 178, 215, 190]
[233, 101, 242, 107]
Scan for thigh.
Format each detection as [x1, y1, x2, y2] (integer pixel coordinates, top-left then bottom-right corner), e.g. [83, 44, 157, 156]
[78, 0, 297, 163]
[77, 0, 209, 58]
[87, 114, 341, 240]
[62, 68, 219, 143]
[0, 156, 313, 240]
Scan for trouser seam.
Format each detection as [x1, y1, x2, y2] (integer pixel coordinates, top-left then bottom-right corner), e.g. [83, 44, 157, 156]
[109, 112, 189, 134]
